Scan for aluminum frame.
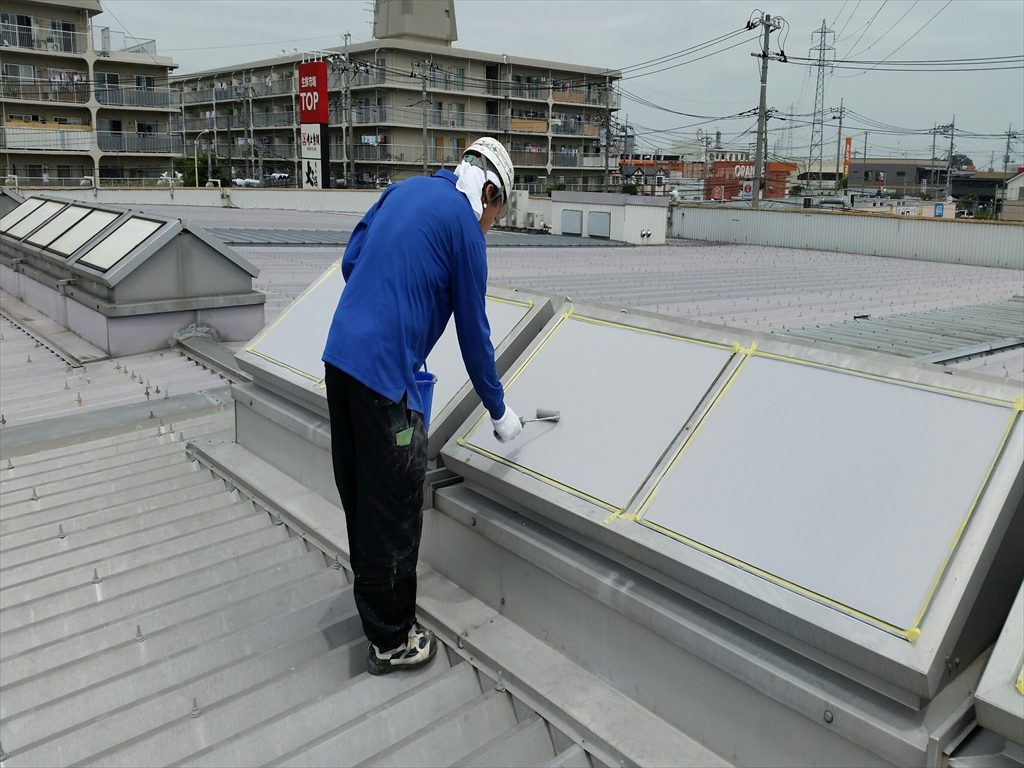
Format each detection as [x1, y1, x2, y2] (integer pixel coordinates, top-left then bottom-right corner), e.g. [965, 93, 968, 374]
[974, 582, 1024, 744]
[441, 303, 1024, 700]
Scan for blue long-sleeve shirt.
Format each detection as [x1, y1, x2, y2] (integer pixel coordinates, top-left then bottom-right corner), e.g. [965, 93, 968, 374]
[322, 169, 505, 419]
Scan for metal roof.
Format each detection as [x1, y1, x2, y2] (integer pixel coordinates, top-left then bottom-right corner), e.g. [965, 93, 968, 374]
[0, 410, 698, 767]
[778, 297, 1024, 378]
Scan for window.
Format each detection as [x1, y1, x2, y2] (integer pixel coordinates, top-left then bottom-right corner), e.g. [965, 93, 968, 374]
[95, 71, 119, 94]
[450, 66, 464, 91]
[135, 75, 155, 90]
[136, 121, 156, 134]
[49, 20, 76, 52]
[864, 171, 870, 181]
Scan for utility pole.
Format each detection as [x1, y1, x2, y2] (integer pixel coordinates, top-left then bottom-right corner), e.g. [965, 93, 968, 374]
[930, 124, 937, 188]
[420, 62, 428, 176]
[945, 115, 955, 200]
[749, 11, 784, 209]
[996, 124, 1016, 220]
[343, 32, 354, 187]
[833, 98, 844, 191]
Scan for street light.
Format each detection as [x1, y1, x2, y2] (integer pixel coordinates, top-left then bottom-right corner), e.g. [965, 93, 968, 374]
[193, 129, 210, 187]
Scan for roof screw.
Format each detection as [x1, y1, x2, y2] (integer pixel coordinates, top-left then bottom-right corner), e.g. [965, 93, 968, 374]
[26, 354, 31, 363]
[189, 697, 201, 718]
[91, 568, 102, 584]
[57, 524, 66, 539]
[135, 624, 145, 642]
[64, 380, 70, 390]
[330, 553, 342, 569]
[4, 458, 12, 470]
[115, 360, 121, 370]
[145, 388, 151, 400]
[1, 414, 7, 426]
[155, 385, 161, 394]
[823, 709, 834, 724]
[76, 392, 83, 406]
[457, 636, 464, 649]
[148, 411, 155, 419]
[30, 487, 39, 501]
[164, 389, 170, 399]
[130, 371, 137, 381]
[494, 670, 505, 692]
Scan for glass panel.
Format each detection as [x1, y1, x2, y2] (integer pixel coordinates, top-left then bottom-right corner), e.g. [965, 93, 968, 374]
[641, 355, 1014, 630]
[5, 200, 66, 239]
[0, 197, 44, 232]
[76, 217, 162, 271]
[25, 205, 90, 246]
[461, 317, 733, 510]
[49, 210, 120, 255]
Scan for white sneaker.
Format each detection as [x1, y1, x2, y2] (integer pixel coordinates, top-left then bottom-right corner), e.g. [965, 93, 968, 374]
[367, 623, 438, 675]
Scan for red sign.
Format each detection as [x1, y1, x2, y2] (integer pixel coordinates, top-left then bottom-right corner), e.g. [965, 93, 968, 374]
[298, 61, 328, 124]
[843, 137, 852, 177]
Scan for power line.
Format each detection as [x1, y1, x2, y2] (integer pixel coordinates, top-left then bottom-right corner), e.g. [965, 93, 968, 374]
[847, 0, 919, 59]
[839, 0, 888, 60]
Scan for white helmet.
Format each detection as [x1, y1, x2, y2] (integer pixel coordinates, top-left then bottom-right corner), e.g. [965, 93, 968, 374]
[463, 137, 515, 215]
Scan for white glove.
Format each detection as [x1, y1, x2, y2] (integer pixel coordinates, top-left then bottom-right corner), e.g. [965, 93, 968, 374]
[491, 404, 523, 443]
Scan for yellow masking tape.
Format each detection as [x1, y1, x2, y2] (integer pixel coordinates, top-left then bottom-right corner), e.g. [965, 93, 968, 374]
[1014, 395, 1023, 412]
[486, 295, 534, 309]
[1015, 665, 1023, 696]
[905, 407, 1021, 636]
[638, 516, 916, 640]
[246, 262, 339, 352]
[570, 312, 732, 351]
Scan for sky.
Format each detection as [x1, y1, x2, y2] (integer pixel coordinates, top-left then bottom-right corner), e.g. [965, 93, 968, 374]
[93, 0, 1024, 167]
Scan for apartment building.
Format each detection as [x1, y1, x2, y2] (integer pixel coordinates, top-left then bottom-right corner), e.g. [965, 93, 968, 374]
[1, 0, 179, 185]
[173, 0, 620, 191]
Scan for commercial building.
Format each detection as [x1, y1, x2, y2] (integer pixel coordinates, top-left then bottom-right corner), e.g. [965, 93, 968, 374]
[1002, 169, 1024, 222]
[848, 157, 948, 197]
[1, 0, 180, 185]
[704, 159, 797, 201]
[172, 0, 620, 191]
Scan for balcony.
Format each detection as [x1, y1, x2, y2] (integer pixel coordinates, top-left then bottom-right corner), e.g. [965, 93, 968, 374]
[510, 117, 548, 133]
[96, 86, 179, 109]
[509, 83, 549, 101]
[1, 20, 88, 54]
[92, 27, 158, 56]
[97, 131, 183, 154]
[552, 152, 605, 168]
[333, 142, 456, 165]
[553, 87, 620, 109]
[509, 150, 548, 166]
[551, 119, 601, 137]
[1, 76, 90, 103]
[251, 111, 296, 128]
[1, 125, 93, 151]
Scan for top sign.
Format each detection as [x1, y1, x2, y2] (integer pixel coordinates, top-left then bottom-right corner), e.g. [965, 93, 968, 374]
[298, 61, 328, 124]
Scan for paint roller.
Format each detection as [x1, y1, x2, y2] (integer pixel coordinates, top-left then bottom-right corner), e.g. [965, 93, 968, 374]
[493, 409, 561, 440]
[520, 408, 560, 425]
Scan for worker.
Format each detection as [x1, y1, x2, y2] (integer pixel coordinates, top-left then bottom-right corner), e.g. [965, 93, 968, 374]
[322, 137, 523, 675]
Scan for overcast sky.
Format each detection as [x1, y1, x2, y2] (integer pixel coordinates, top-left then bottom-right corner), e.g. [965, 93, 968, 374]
[95, 0, 1024, 166]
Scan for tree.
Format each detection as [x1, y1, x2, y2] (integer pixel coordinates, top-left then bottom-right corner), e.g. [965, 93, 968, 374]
[950, 153, 974, 171]
[788, 184, 804, 197]
[172, 151, 228, 187]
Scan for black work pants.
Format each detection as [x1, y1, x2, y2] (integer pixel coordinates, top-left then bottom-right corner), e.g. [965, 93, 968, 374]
[325, 363, 428, 651]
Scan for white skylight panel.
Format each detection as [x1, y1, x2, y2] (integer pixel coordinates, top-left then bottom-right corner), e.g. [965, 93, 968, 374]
[76, 217, 163, 271]
[5, 201, 66, 239]
[460, 316, 733, 511]
[640, 354, 1016, 633]
[26, 205, 91, 246]
[0, 198, 45, 233]
[49, 210, 121, 256]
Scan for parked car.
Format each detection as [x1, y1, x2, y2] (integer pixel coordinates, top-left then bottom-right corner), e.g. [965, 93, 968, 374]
[231, 177, 261, 187]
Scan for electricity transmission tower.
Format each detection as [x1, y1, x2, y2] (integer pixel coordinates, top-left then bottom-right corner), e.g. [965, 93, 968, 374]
[806, 20, 834, 191]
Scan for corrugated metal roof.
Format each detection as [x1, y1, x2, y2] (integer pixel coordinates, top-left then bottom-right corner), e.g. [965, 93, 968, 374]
[484, 242, 1023, 379]
[778, 298, 1024, 368]
[0, 311, 233, 430]
[0, 415, 634, 767]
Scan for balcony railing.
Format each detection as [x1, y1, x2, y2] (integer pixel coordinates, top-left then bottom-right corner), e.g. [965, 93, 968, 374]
[96, 131, 183, 153]
[92, 27, 157, 55]
[509, 150, 548, 166]
[1, 20, 88, 54]
[251, 111, 296, 128]
[510, 117, 548, 133]
[551, 119, 601, 137]
[1, 126, 93, 151]
[96, 86, 179, 108]
[552, 152, 605, 168]
[509, 83, 549, 100]
[1, 76, 90, 103]
[331, 142, 461, 165]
